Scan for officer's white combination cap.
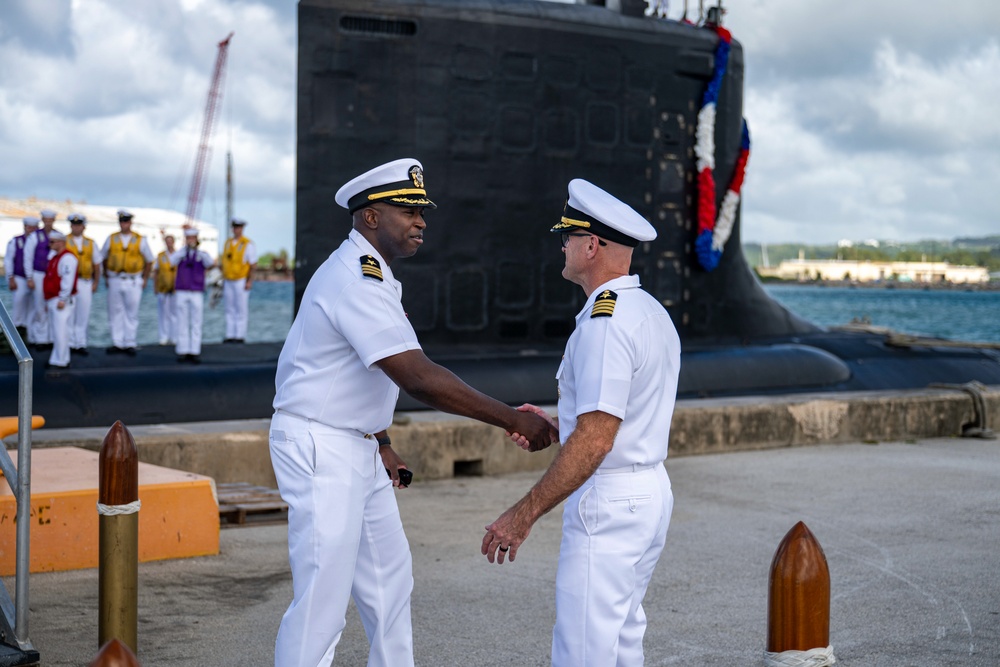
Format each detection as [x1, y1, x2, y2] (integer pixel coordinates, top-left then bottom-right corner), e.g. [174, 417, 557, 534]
[68, 212, 86, 224]
[335, 158, 436, 213]
[184, 228, 199, 237]
[22, 216, 40, 226]
[230, 218, 247, 226]
[39, 208, 57, 219]
[49, 231, 67, 241]
[550, 178, 656, 247]
[117, 209, 134, 221]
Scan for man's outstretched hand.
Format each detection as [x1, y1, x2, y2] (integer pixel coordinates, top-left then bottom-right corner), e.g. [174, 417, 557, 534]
[506, 404, 558, 452]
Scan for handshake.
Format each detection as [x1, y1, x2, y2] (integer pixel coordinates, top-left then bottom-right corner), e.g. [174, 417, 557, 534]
[504, 403, 558, 452]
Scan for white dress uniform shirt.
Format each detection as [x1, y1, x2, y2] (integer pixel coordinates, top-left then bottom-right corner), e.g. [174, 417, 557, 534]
[269, 228, 421, 667]
[273, 228, 420, 432]
[552, 273, 681, 667]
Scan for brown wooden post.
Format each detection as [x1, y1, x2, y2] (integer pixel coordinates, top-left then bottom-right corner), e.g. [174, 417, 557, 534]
[89, 638, 141, 667]
[767, 521, 831, 653]
[98, 421, 140, 653]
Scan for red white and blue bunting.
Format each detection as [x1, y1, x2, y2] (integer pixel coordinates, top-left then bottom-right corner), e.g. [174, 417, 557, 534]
[694, 26, 751, 272]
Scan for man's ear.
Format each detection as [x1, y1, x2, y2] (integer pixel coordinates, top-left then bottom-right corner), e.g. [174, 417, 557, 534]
[360, 206, 380, 230]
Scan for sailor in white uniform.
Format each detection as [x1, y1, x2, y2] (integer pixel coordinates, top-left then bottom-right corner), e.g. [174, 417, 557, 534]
[66, 213, 101, 355]
[43, 231, 79, 369]
[23, 208, 58, 347]
[483, 179, 681, 666]
[5, 216, 39, 336]
[101, 209, 154, 355]
[269, 158, 555, 667]
[169, 228, 214, 363]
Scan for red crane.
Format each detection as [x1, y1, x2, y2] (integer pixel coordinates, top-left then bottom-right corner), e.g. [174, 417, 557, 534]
[185, 32, 234, 227]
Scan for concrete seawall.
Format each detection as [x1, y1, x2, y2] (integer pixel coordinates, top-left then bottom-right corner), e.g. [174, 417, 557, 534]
[10, 385, 998, 488]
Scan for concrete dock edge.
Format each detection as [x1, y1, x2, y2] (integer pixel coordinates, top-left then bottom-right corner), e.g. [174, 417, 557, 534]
[8, 385, 998, 487]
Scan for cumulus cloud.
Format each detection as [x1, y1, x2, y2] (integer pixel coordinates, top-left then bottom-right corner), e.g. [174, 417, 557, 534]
[0, 0, 997, 250]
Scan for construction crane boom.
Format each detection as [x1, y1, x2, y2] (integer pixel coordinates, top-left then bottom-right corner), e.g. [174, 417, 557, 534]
[185, 32, 234, 227]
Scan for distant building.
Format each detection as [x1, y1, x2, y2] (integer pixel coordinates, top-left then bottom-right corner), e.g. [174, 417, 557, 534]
[757, 258, 989, 284]
[0, 197, 220, 274]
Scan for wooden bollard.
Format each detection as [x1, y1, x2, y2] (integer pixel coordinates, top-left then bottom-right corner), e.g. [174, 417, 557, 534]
[767, 521, 831, 653]
[98, 421, 140, 654]
[89, 638, 141, 666]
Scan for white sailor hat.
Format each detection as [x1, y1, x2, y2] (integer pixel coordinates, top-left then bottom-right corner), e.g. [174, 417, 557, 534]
[68, 212, 86, 225]
[117, 209, 134, 221]
[550, 179, 656, 247]
[335, 158, 436, 213]
[49, 230, 67, 242]
[183, 227, 199, 237]
[39, 208, 57, 219]
[230, 218, 247, 226]
[22, 216, 40, 227]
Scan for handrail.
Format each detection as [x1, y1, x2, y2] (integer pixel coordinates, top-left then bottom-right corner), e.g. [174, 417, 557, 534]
[0, 299, 34, 651]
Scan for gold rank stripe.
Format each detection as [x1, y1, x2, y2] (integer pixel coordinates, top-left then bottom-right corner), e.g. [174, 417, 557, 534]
[368, 187, 427, 200]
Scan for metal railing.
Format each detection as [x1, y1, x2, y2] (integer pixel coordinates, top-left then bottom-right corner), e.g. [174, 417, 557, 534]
[0, 300, 34, 652]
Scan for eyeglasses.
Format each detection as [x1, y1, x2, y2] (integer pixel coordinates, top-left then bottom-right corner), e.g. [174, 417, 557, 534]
[560, 232, 607, 248]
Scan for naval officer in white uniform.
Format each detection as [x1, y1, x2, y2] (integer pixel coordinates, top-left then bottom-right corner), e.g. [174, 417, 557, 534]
[483, 179, 681, 666]
[269, 158, 555, 667]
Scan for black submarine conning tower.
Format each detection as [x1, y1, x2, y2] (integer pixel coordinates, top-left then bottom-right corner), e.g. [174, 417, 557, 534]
[296, 0, 818, 357]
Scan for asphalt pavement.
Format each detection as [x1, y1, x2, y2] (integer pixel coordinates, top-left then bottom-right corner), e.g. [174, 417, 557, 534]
[9, 437, 1000, 666]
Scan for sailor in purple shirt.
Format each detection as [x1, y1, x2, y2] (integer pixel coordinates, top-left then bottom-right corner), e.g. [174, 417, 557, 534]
[5, 216, 39, 337]
[23, 209, 58, 347]
[169, 228, 214, 364]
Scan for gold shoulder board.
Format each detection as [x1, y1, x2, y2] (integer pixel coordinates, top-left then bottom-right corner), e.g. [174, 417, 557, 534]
[360, 255, 383, 281]
[591, 289, 617, 318]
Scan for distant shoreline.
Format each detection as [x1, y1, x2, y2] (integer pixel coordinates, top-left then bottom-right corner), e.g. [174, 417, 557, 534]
[760, 279, 1000, 292]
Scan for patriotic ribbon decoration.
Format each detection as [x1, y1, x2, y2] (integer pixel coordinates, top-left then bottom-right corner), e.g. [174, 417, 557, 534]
[694, 26, 751, 272]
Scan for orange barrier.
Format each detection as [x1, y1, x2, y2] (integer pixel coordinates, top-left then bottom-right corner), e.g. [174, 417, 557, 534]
[0, 447, 219, 574]
[0, 415, 45, 440]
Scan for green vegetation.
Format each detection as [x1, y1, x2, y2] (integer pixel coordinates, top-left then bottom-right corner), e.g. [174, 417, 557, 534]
[744, 236, 1000, 272]
[257, 249, 293, 272]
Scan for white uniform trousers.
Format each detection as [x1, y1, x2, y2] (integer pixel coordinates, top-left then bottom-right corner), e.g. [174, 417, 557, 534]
[174, 290, 204, 356]
[552, 464, 673, 667]
[69, 278, 94, 349]
[9, 275, 32, 329]
[28, 270, 50, 344]
[224, 278, 250, 339]
[269, 412, 414, 667]
[107, 274, 144, 348]
[46, 297, 74, 367]
[157, 292, 177, 344]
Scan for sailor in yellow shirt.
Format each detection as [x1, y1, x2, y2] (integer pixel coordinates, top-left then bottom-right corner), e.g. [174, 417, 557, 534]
[153, 234, 178, 345]
[101, 209, 154, 355]
[221, 218, 257, 343]
[66, 213, 102, 356]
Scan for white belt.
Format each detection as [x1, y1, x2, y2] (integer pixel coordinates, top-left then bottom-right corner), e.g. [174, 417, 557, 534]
[273, 409, 374, 440]
[594, 462, 660, 475]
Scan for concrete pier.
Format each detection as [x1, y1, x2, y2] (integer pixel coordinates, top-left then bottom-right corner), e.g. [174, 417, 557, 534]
[6, 436, 999, 666]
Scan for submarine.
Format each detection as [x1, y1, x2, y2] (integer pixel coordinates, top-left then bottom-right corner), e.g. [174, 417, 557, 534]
[3, 0, 1000, 429]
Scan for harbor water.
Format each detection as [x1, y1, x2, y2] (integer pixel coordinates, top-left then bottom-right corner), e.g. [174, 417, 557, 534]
[1, 281, 998, 347]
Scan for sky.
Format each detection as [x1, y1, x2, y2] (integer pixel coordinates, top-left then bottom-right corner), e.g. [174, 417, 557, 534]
[1, 0, 998, 253]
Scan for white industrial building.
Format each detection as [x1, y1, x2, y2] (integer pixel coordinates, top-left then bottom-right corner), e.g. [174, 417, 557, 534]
[757, 258, 990, 284]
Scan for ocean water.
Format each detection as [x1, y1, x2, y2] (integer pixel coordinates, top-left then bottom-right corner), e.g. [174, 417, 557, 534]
[764, 284, 1000, 344]
[3, 281, 997, 347]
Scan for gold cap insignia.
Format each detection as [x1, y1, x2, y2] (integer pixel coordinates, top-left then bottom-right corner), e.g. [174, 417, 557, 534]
[409, 165, 425, 189]
[360, 255, 383, 281]
[590, 289, 617, 318]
